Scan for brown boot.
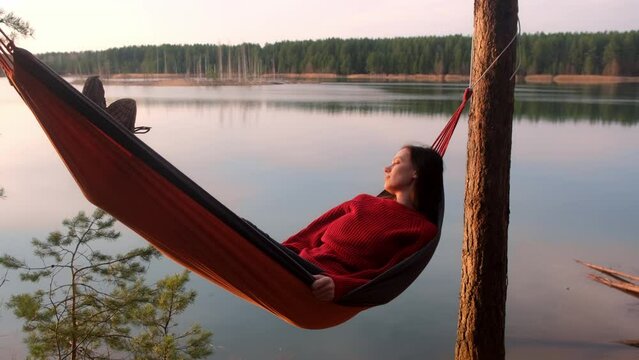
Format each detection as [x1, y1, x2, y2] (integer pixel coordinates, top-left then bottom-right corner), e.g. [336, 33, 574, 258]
[82, 76, 106, 108]
[107, 98, 137, 131]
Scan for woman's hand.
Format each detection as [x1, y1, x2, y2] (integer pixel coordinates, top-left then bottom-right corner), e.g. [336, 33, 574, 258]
[311, 275, 335, 301]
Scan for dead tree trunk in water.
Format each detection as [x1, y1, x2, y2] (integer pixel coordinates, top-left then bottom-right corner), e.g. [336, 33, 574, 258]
[455, 1, 518, 359]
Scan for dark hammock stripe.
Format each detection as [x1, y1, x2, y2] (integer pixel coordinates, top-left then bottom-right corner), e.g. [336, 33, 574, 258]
[12, 48, 317, 286]
[8, 53, 367, 329]
[3, 45, 447, 327]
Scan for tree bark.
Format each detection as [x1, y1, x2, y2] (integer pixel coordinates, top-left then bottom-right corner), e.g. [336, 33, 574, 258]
[455, 1, 518, 359]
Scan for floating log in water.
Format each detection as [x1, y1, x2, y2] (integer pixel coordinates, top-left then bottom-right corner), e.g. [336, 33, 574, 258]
[577, 260, 639, 284]
[587, 273, 639, 299]
[576, 260, 639, 298]
[577, 260, 639, 349]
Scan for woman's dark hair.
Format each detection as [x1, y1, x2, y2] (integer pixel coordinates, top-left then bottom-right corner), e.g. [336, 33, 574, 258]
[404, 145, 443, 223]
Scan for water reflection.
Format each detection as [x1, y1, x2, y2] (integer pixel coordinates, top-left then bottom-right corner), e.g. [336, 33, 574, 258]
[112, 82, 639, 124]
[0, 81, 638, 359]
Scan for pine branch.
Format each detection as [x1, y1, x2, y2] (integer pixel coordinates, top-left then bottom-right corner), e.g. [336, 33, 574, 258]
[74, 283, 115, 300]
[0, 10, 34, 38]
[0, 269, 8, 287]
[77, 248, 156, 273]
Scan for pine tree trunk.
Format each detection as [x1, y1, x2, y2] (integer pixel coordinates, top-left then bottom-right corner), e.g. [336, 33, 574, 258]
[71, 268, 78, 360]
[227, 49, 232, 80]
[164, 50, 168, 74]
[455, 1, 518, 359]
[217, 46, 223, 80]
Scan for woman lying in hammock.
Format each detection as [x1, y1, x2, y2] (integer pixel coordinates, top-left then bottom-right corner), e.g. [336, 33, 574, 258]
[282, 145, 443, 301]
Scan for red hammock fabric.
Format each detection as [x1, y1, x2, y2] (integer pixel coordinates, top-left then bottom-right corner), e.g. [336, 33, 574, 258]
[3, 50, 364, 329]
[433, 87, 473, 156]
[0, 40, 469, 329]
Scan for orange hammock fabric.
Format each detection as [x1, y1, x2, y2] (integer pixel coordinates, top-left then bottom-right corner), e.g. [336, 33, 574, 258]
[0, 43, 469, 329]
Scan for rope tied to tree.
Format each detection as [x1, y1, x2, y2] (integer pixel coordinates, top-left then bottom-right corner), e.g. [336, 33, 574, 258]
[432, 87, 472, 156]
[470, 18, 521, 89]
[432, 18, 520, 157]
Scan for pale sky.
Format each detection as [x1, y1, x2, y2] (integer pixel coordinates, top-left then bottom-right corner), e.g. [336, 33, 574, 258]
[3, 0, 638, 53]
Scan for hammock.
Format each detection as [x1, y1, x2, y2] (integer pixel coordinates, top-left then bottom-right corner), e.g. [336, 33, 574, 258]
[0, 38, 471, 329]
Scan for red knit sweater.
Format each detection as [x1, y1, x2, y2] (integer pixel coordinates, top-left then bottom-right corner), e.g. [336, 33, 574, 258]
[282, 194, 437, 300]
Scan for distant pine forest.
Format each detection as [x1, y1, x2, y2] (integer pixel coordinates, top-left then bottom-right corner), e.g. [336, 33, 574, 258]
[34, 31, 639, 78]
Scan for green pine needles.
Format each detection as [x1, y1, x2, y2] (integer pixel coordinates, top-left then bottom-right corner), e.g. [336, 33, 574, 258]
[129, 271, 213, 360]
[0, 9, 34, 38]
[0, 209, 213, 360]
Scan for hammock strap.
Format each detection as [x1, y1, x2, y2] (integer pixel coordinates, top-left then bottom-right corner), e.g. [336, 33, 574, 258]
[0, 28, 14, 77]
[133, 126, 152, 134]
[431, 87, 472, 157]
[432, 18, 519, 157]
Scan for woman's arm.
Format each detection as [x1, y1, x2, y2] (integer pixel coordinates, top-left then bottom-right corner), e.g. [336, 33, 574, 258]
[282, 199, 352, 252]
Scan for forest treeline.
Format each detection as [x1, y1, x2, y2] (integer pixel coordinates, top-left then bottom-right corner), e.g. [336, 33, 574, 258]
[36, 31, 639, 79]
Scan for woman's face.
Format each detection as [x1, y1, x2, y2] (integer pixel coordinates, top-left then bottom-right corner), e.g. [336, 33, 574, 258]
[384, 148, 417, 194]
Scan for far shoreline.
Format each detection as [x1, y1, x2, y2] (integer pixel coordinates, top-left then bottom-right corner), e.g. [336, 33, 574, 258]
[68, 73, 639, 87]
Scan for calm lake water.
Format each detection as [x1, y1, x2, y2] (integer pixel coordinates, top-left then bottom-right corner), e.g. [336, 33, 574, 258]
[0, 79, 638, 359]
